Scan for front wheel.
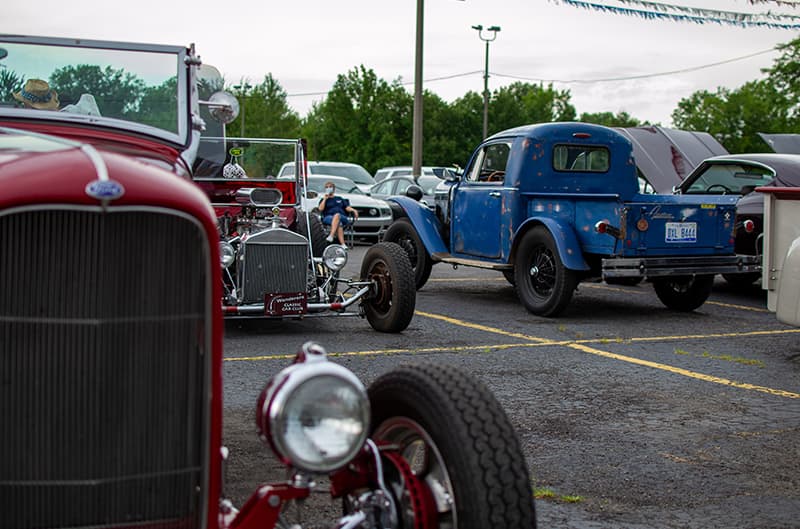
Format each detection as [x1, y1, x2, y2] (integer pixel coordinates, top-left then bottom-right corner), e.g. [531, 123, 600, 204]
[368, 363, 536, 529]
[383, 219, 433, 290]
[514, 226, 578, 317]
[360, 242, 416, 332]
[652, 274, 714, 311]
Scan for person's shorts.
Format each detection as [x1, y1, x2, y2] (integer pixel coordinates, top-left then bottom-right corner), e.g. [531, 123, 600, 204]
[323, 213, 352, 226]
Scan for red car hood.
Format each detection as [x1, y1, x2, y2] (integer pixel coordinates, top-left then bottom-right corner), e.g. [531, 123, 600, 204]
[0, 127, 213, 221]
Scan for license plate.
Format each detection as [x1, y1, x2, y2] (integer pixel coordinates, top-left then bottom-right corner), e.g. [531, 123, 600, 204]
[264, 292, 307, 316]
[665, 222, 697, 243]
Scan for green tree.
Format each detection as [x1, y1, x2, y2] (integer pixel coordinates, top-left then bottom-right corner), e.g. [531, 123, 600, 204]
[49, 64, 145, 118]
[0, 69, 24, 105]
[672, 80, 795, 152]
[762, 36, 800, 112]
[578, 110, 645, 127]
[301, 65, 412, 173]
[135, 77, 178, 132]
[231, 74, 301, 139]
[490, 82, 576, 133]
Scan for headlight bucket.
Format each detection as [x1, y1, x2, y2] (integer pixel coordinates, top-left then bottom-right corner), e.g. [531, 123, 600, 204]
[256, 342, 370, 473]
[219, 241, 235, 268]
[323, 244, 348, 271]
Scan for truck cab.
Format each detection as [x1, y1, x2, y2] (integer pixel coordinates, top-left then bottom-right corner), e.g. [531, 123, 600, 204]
[384, 122, 759, 316]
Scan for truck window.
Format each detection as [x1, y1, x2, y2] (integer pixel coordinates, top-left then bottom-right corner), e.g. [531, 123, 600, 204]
[467, 142, 511, 183]
[553, 145, 609, 173]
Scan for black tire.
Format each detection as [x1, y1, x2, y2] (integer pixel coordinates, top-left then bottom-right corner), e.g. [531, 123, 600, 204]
[368, 363, 537, 529]
[295, 210, 328, 257]
[652, 274, 714, 311]
[360, 242, 416, 333]
[514, 226, 578, 317]
[722, 272, 760, 288]
[605, 276, 644, 286]
[502, 269, 516, 286]
[383, 218, 433, 290]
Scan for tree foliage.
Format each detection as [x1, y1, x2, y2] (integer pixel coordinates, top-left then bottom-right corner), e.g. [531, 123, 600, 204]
[578, 111, 644, 127]
[301, 65, 412, 173]
[49, 64, 145, 117]
[230, 74, 301, 139]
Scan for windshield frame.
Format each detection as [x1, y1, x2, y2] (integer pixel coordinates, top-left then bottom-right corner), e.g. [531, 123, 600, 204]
[0, 34, 191, 149]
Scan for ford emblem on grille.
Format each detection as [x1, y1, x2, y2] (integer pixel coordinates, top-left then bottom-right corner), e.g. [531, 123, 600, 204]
[86, 179, 125, 200]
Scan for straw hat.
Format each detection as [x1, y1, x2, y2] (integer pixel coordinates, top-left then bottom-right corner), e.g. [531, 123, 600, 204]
[13, 79, 60, 110]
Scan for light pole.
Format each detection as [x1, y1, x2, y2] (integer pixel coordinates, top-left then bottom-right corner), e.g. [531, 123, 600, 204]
[412, 0, 424, 178]
[472, 24, 500, 139]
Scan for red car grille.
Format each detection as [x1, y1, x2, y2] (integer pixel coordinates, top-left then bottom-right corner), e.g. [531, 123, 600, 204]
[0, 207, 212, 529]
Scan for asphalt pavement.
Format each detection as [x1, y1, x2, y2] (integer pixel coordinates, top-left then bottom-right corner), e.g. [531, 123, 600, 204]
[221, 244, 800, 529]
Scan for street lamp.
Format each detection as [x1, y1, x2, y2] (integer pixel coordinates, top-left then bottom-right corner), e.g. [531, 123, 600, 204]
[472, 24, 500, 139]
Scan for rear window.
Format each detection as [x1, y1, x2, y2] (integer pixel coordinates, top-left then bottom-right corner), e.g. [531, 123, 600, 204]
[553, 145, 609, 172]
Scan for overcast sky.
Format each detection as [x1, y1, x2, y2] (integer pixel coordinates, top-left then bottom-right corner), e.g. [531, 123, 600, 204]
[5, 0, 795, 126]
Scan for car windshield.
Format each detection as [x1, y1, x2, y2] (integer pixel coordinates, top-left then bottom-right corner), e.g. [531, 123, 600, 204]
[194, 137, 302, 179]
[310, 164, 374, 185]
[0, 36, 192, 145]
[308, 177, 364, 195]
[682, 162, 775, 195]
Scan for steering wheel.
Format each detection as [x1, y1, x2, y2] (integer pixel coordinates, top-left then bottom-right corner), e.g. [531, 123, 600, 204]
[486, 171, 504, 182]
[705, 184, 732, 194]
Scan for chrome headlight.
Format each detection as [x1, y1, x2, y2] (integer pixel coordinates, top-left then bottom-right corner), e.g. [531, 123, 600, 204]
[256, 342, 369, 473]
[323, 244, 348, 271]
[219, 241, 235, 268]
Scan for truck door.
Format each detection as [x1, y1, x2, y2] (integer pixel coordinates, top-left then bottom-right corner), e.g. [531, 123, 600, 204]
[451, 141, 511, 259]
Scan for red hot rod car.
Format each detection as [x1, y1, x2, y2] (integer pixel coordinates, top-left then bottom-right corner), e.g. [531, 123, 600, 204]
[0, 34, 536, 529]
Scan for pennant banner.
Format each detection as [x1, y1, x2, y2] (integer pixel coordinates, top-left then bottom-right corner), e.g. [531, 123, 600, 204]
[561, 0, 800, 29]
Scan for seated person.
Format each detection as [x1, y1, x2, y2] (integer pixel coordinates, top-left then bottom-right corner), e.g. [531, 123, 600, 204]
[318, 181, 358, 245]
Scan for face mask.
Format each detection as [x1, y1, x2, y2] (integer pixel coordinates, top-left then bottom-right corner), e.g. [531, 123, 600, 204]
[325, 187, 334, 194]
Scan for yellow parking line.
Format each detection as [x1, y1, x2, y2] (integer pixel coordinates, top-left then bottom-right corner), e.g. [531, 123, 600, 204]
[415, 311, 800, 399]
[705, 300, 769, 312]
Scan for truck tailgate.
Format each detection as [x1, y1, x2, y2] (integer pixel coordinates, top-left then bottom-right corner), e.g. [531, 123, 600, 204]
[623, 194, 739, 256]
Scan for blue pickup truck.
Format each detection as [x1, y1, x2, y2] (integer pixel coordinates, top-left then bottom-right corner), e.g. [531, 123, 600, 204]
[383, 122, 760, 317]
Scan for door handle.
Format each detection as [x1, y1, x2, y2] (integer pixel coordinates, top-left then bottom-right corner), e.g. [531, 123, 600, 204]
[489, 192, 501, 197]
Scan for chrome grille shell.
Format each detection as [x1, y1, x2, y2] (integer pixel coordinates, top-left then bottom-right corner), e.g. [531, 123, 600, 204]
[0, 205, 212, 529]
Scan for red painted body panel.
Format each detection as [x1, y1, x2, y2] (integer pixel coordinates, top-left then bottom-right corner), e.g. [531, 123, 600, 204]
[0, 124, 227, 528]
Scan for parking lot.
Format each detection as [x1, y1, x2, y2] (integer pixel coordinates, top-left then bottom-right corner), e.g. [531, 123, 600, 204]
[221, 245, 800, 529]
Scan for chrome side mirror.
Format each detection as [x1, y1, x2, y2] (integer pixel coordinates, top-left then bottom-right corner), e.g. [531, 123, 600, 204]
[203, 91, 240, 124]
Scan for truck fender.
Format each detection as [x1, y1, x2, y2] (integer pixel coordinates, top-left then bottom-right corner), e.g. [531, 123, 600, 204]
[514, 217, 589, 271]
[387, 196, 449, 256]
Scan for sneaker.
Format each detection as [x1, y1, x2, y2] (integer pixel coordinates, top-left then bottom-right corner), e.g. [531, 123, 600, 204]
[326, 235, 333, 242]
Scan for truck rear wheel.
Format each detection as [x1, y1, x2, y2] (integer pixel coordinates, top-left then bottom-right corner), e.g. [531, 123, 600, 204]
[360, 242, 416, 332]
[514, 227, 577, 317]
[652, 274, 714, 311]
[383, 219, 433, 290]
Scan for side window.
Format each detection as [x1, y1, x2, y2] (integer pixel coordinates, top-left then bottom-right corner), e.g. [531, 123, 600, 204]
[395, 180, 413, 194]
[466, 142, 511, 183]
[553, 145, 609, 173]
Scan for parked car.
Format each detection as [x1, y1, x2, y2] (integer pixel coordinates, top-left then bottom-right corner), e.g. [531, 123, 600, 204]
[674, 153, 800, 286]
[369, 174, 441, 209]
[303, 174, 393, 239]
[194, 139, 407, 323]
[0, 34, 537, 529]
[374, 165, 455, 182]
[382, 122, 759, 316]
[279, 160, 375, 193]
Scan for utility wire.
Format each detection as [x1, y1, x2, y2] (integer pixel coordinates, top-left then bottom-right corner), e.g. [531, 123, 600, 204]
[286, 47, 776, 98]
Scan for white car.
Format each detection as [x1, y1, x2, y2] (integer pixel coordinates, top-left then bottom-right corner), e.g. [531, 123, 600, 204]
[374, 165, 455, 183]
[279, 161, 375, 194]
[300, 175, 392, 240]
